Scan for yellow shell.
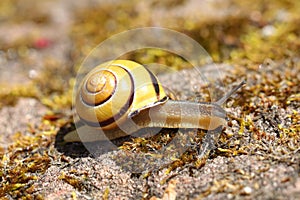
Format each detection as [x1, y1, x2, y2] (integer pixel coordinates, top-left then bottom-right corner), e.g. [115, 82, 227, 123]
[76, 60, 168, 130]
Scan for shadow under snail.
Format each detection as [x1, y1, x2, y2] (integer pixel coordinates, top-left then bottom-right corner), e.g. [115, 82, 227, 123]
[64, 60, 245, 142]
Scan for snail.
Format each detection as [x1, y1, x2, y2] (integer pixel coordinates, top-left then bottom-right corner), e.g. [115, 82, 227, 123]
[64, 60, 245, 142]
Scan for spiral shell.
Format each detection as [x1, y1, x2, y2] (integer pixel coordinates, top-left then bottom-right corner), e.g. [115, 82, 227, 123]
[75, 60, 168, 130]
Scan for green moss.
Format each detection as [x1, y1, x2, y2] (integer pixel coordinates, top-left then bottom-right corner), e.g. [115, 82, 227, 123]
[0, 0, 299, 198]
[0, 84, 39, 109]
[59, 172, 86, 191]
[0, 117, 65, 198]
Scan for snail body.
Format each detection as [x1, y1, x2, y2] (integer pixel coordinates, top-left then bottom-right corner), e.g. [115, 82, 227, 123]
[64, 60, 245, 142]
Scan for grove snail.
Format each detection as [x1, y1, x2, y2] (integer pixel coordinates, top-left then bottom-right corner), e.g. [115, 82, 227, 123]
[64, 60, 245, 142]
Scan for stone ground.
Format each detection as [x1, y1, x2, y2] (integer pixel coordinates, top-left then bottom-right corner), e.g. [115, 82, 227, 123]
[0, 0, 299, 199]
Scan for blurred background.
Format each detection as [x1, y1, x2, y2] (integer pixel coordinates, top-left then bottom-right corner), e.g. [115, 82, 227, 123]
[0, 0, 299, 110]
[0, 1, 300, 199]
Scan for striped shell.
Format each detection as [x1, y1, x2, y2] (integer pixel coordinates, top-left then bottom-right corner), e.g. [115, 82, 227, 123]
[75, 60, 168, 130]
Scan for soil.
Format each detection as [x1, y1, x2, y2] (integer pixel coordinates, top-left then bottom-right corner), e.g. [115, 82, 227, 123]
[0, 0, 299, 199]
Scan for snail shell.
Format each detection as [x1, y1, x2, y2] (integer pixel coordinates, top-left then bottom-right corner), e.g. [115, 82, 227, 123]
[76, 60, 168, 130]
[65, 60, 245, 142]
